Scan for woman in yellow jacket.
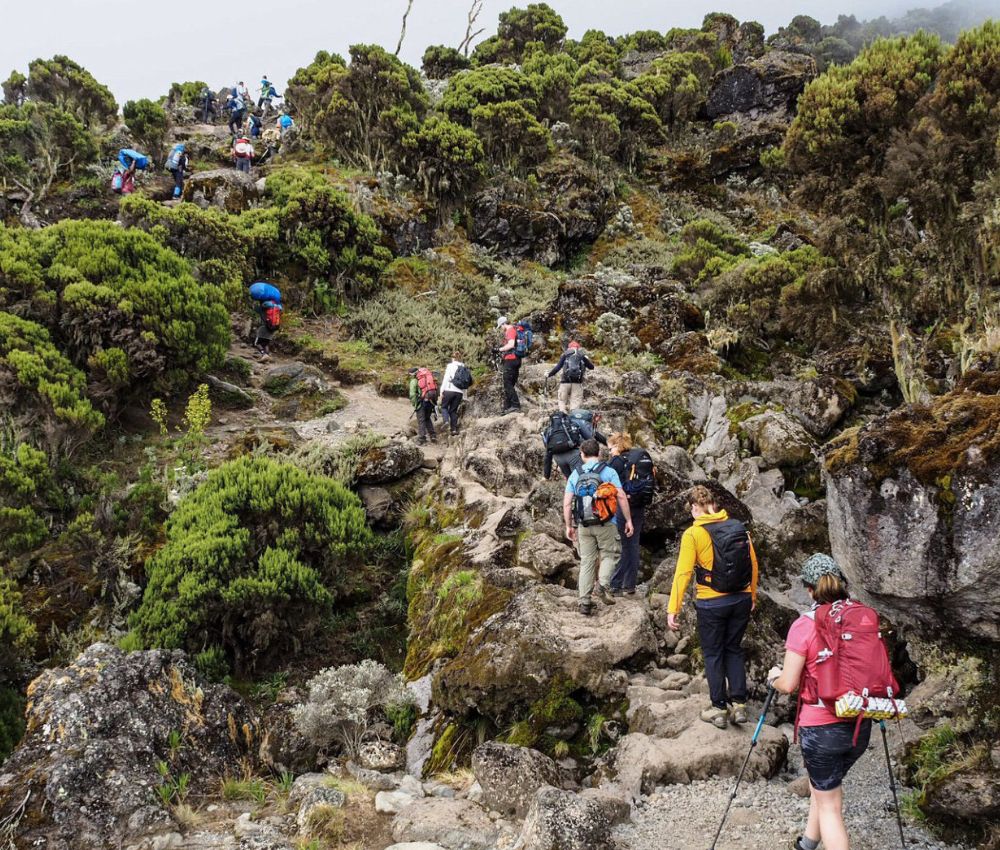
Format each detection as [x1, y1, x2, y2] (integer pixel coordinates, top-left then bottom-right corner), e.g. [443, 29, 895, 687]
[667, 485, 758, 729]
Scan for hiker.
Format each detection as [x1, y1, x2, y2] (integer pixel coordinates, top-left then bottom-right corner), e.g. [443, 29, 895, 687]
[200, 86, 217, 123]
[227, 90, 246, 136]
[257, 75, 273, 109]
[113, 148, 149, 194]
[278, 112, 294, 136]
[667, 484, 759, 729]
[249, 282, 282, 359]
[237, 80, 251, 104]
[543, 409, 607, 480]
[164, 143, 189, 199]
[248, 111, 263, 139]
[232, 136, 254, 173]
[440, 352, 472, 437]
[408, 367, 438, 445]
[768, 555, 874, 850]
[547, 341, 594, 414]
[608, 433, 655, 596]
[495, 316, 532, 415]
[564, 438, 634, 616]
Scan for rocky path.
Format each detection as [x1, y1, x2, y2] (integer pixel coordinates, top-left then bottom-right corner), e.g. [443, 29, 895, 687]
[616, 740, 966, 850]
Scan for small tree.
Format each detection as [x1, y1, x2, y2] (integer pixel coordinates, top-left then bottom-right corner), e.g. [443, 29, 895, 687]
[123, 98, 170, 164]
[21, 55, 117, 129]
[633, 52, 714, 129]
[422, 45, 471, 79]
[293, 660, 414, 756]
[441, 65, 535, 126]
[402, 116, 486, 208]
[472, 100, 552, 171]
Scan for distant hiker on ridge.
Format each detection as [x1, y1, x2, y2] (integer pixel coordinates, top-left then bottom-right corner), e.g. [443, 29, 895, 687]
[667, 485, 758, 729]
[547, 340, 594, 414]
[564, 438, 633, 616]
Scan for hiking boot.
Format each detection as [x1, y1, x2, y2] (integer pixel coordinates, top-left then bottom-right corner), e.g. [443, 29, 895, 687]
[700, 706, 729, 729]
[593, 584, 616, 606]
[624, 588, 637, 597]
[792, 837, 818, 850]
[611, 588, 625, 597]
[578, 598, 594, 616]
[417, 437, 427, 445]
[729, 703, 748, 724]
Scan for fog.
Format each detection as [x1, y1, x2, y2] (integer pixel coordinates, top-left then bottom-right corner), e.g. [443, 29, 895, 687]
[3, 0, 998, 105]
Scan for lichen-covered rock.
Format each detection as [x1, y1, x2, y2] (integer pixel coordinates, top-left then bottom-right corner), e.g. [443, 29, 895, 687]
[705, 51, 817, 119]
[262, 362, 329, 397]
[259, 693, 320, 776]
[471, 742, 561, 818]
[826, 374, 1000, 643]
[433, 586, 656, 719]
[924, 769, 1000, 821]
[0, 643, 256, 850]
[183, 167, 259, 212]
[358, 739, 406, 772]
[739, 411, 817, 468]
[516, 786, 629, 850]
[519, 533, 577, 578]
[742, 377, 855, 438]
[355, 440, 424, 484]
[391, 797, 498, 850]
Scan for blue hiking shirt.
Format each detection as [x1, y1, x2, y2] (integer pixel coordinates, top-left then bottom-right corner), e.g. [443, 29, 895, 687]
[565, 460, 622, 495]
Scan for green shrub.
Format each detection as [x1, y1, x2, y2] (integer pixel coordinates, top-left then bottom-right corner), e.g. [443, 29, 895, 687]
[0, 312, 104, 456]
[422, 46, 470, 79]
[0, 685, 25, 761]
[401, 117, 486, 206]
[441, 66, 536, 126]
[472, 100, 552, 171]
[122, 98, 169, 162]
[0, 219, 230, 396]
[0, 442, 64, 557]
[471, 3, 568, 65]
[130, 456, 374, 673]
[0, 573, 35, 677]
[633, 52, 714, 128]
[11, 55, 117, 129]
[165, 80, 211, 108]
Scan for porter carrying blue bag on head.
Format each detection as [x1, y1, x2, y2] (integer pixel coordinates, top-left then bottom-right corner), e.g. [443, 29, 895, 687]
[249, 282, 282, 303]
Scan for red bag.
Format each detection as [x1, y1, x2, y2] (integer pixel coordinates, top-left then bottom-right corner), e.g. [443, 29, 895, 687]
[416, 367, 437, 400]
[797, 599, 900, 742]
[264, 303, 282, 330]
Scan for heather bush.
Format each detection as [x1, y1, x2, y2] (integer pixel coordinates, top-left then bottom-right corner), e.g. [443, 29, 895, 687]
[130, 456, 374, 673]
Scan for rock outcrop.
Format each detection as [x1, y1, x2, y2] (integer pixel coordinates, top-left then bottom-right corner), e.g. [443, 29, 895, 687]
[825, 376, 1000, 643]
[182, 168, 259, 212]
[472, 742, 562, 818]
[705, 51, 817, 119]
[0, 644, 256, 850]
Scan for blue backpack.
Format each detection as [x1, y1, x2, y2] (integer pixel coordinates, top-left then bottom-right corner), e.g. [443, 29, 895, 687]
[514, 322, 533, 358]
[165, 146, 184, 171]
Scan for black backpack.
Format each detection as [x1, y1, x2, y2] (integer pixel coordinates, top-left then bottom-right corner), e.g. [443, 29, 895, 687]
[543, 412, 582, 454]
[563, 351, 585, 383]
[698, 519, 754, 593]
[620, 448, 655, 507]
[453, 364, 473, 390]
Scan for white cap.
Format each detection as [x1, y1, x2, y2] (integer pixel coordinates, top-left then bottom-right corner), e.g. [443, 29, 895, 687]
[496, 316, 508, 328]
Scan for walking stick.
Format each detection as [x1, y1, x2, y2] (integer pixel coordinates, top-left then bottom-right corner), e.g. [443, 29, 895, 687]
[880, 720, 907, 848]
[709, 685, 777, 850]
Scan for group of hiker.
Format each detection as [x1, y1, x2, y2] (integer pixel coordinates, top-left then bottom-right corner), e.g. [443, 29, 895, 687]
[407, 355, 474, 444]
[453, 325, 901, 850]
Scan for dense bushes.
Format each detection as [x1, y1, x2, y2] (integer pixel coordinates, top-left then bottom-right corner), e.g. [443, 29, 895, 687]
[3, 55, 117, 129]
[0, 220, 230, 396]
[130, 456, 375, 673]
[122, 98, 169, 162]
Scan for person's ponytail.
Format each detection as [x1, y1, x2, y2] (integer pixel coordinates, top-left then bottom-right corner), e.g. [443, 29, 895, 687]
[812, 573, 849, 604]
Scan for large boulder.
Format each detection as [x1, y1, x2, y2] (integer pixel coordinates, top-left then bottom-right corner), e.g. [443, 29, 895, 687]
[516, 786, 630, 850]
[434, 586, 656, 719]
[356, 440, 425, 484]
[740, 377, 855, 438]
[519, 533, 577, 578]
[471, 742, 561, 818]
[0, 644, 256, 850]
[739, 411, 816, 468]
[825, 375, 1000, 643]
[182, 167, 259, 212]
[705, 51, 817, 119]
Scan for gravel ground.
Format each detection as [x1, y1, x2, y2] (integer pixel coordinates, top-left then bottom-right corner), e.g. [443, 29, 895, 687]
[614, 733, 972, 850]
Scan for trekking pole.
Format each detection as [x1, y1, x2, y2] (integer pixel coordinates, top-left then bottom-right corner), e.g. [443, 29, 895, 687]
[880, 720, 907, 848]
[709, 685, 776, 850]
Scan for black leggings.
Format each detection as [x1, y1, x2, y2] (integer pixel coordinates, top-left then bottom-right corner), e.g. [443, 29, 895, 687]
[441, 391, 463, 433]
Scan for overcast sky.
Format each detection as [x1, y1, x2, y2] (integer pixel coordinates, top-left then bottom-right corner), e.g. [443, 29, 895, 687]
[0, 0, 975, 105]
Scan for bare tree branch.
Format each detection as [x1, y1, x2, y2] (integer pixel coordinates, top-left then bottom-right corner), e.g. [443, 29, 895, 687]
[395, 0, 416, 56]
[459, 0, 485, 57]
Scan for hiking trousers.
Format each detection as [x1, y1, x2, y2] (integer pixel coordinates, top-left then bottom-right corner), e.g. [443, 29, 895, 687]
[696, 594, 752, 710]
[611, 504, 645, 592]
[171, 168, 184, 197]
[502, 358, 521, 410]
[440, 391, 463, 434]
[577, 522, 620, 598]
[557, 382, 584, 414]
[416, 400, 436, 441]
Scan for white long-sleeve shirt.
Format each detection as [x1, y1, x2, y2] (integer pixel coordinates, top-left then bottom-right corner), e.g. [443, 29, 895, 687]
[441, 360, 466, 395]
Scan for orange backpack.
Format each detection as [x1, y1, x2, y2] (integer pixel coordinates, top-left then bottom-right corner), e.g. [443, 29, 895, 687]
[416, 367, 437, 400]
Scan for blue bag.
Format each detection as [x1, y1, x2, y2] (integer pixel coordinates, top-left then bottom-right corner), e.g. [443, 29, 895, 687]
[249, 282, 282, 303]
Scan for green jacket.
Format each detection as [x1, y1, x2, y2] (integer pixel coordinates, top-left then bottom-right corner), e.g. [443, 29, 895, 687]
[409, 377, 420, 409]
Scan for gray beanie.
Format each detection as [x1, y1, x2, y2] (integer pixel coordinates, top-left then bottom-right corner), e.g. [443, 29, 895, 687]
[800, 553, 846, 587]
